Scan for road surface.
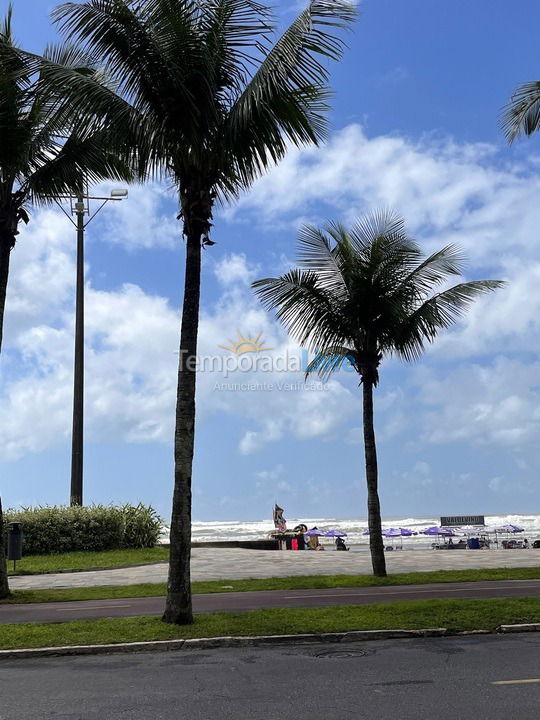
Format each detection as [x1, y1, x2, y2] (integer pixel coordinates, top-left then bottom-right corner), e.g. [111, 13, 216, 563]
[1, 578, 539, 624]
[1, 634, 539, 718]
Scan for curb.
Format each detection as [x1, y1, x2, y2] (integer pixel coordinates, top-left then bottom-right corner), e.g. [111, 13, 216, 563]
[0, 624, 538, 660]
[0, 628, 446, 660]
[499, 623, 540, 633]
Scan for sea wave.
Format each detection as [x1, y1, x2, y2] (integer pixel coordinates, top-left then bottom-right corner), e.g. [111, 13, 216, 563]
[160, 513, 540, 546]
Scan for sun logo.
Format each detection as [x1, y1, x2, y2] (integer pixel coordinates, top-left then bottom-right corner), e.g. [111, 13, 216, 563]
[219, 330, 272, 355]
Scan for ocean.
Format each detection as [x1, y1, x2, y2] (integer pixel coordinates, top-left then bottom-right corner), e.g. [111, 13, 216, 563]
[162, 514, 540, 548]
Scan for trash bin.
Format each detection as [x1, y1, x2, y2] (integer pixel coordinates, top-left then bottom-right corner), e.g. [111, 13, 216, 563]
[7, 522, 23, 568]
[467, 537, 480, 549]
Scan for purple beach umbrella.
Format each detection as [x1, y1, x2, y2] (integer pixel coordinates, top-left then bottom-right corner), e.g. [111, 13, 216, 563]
[422, 526, 457, 537]
[381, 528, 402, 538]
[324, 529, 348, 537]
[497, 524, 524, 533]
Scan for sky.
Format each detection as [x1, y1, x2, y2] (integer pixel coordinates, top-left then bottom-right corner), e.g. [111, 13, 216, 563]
[1, 0, 540, 524]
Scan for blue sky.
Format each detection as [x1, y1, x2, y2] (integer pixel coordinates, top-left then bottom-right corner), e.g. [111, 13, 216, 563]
[1, 0, 540, 524]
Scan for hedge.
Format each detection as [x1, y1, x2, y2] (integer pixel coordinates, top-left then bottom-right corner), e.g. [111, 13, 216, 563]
[3, 504, 163, 555]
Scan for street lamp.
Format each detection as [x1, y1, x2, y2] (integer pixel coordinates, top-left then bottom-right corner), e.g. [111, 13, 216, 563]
[54, 184, 128, 506]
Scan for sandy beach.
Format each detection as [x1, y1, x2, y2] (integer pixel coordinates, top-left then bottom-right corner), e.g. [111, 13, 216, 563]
[9, 547, 540, 590]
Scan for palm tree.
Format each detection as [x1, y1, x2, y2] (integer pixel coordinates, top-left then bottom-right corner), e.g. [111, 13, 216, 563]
[253, 210, 503, 576]
[0, 498, 8, 598]
[502, 81, 540, 141]
[0, 7, 135, 598]
[43, 0, 356, 624]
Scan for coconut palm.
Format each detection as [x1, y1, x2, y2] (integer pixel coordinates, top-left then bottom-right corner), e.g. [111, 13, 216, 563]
[253, 211, 503, 576]
[0, 498, 7, 599]
[0, 8, 135, 598]
[43, 0, 356, 623]
[0, 9, 134, 353]
[502, 81, 540, 141]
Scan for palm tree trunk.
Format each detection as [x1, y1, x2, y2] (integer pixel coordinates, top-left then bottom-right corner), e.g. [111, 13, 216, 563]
[362, 379, 387, 577]
[162, 228, 202, 625]
[0, 232, 13, 598]
[0, 231, 12, 354]
[0, 496, 9, 599]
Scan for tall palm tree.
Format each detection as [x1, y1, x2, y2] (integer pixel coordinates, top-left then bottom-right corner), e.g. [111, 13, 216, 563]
[0, 7, 135, 598]
[502, 81, 540, 141]
[0, 498, 7, 598]
[44, 0, 356, 624]
[253, 211, 503, 576]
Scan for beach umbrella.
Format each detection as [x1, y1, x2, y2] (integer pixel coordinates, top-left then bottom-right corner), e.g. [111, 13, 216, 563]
[305, 528, 324, 536]
[363, 527, 415, 548]
[422, 526, 457, 537]
[324, 529, 348, 537]
[382, 528, 402, 537]
[497, 524, 524, 533]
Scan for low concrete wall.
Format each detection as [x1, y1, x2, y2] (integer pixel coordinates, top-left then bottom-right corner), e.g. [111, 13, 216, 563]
[191, 540, 279, 551]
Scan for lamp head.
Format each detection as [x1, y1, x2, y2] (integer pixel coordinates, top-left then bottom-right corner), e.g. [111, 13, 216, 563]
[110, 189, 128, 198]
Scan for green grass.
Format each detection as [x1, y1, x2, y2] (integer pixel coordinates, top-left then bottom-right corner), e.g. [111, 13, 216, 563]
[7, 547, 169, 576]
[3, 566, 539, 605]
[1, 597, 539, 650]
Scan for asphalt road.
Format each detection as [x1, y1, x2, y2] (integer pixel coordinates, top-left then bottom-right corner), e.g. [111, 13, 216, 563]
[1, 578, 540, 624]
[1, 634, 540, 719]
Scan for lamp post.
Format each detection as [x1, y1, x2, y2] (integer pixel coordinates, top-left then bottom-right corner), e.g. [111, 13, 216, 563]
[55, 185, 128, 506]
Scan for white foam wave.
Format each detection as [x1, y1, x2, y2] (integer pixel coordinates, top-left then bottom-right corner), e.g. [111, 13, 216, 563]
[161, 513, 540, 546]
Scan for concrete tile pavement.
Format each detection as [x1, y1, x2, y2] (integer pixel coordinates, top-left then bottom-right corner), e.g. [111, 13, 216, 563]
[8, 547, 540, 590]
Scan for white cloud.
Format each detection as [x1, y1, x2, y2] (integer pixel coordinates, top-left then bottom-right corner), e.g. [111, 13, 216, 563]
[214, 253, 258, 286]
[232, 123, 540, 267]
[0, 209, 357, 459]
[94, 182, 179, 250]
[412, 357, 540, 449]
[3, 126, 540, 470]
[4, 210, 74, 345]
[256, 464, 284, 481]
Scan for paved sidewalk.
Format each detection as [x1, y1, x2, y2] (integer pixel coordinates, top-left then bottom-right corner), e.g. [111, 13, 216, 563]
[8, 548, 540, 590]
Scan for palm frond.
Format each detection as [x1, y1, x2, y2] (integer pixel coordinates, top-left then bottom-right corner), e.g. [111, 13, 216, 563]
[26, 130, 135, 201]
[53, 0, 208, 153]
[222, 0, 357, 189]
[305, 345, 356, 381]
[253, 268, 348, 352]
[0, 4, 13, 41]
[400, 244, 465, 294]
[296, 222, 349, 299]
[197, 0, 273, 96]
[394, 279, 505, 361]
[20, 43, 160, 173]
[254, 211, 505, 380]
[502, 81, 540, 143]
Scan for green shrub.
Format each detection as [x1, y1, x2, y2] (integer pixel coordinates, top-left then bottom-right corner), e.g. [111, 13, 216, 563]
[3, 504, 163, 555]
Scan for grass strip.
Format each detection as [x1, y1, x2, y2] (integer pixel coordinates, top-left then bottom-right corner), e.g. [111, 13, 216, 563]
[0, 597, 539, 650]
[7, 547, 169, 576]
[3, 566, 539, 605]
